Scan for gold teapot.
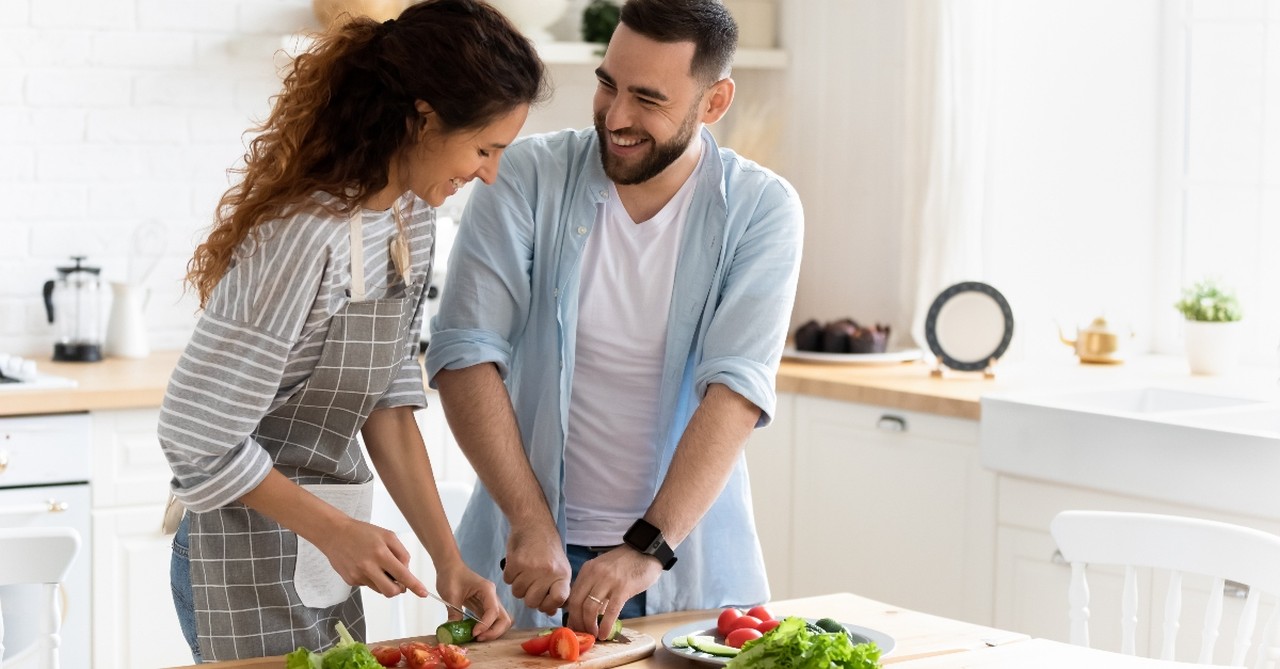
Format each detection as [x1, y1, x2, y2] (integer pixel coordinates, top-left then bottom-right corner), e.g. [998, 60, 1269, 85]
[1059, 316, 1130, 364]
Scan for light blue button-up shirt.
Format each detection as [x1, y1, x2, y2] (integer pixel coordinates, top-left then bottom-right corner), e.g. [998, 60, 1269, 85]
[426, 127, 803, 627]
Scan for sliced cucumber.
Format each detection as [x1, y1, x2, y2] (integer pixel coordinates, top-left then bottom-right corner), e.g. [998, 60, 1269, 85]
[436, 619, 477, 645]
[688, 635, 740, 657]
[605, 618, 624, 641]
[670, 636, 690, 648]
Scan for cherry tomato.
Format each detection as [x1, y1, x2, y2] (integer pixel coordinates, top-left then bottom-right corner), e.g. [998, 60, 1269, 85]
[401, 642, 443, 669]
[521, 634, 553, 656]
[370, 645, 402, 667]
[728, 615, 764, 632]
[746, 605, 774, 622]
[575, 631, 597, 653]
[716, 607, 744, 636]
[757, 619, 782, 635]
[548, 627, 581, 661]
[440, 644, 471, 669]
[725, 627, 764, 649]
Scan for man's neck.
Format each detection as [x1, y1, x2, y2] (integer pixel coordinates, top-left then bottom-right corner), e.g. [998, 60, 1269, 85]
[615, 134, 704, 224]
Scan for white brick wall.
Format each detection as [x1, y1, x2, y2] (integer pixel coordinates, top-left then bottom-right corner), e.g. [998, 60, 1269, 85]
[0, 0, 312, 358]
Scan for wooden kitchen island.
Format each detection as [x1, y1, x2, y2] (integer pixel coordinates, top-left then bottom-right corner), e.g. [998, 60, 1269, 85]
[164, 592, 1224, 669]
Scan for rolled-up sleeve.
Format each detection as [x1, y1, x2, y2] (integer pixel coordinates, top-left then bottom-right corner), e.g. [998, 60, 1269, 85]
[694, 175, 805, 427]
[426, 150, 536, 387]
[158, 312, 293, 512]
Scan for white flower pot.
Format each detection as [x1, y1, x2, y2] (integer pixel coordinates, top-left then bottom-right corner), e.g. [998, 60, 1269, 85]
[1184, 319, 1243, 375]
[487, 0, 570, 43]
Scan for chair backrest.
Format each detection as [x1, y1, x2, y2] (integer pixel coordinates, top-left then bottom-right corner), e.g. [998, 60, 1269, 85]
[0, 527, 81, 669]
[1050, 510, 1280, 667]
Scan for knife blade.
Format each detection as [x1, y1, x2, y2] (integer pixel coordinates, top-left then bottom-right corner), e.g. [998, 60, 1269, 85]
[427, 590, 480, 622]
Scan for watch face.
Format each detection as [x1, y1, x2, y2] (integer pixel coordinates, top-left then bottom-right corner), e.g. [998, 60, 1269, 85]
[625, 520, 661, 551]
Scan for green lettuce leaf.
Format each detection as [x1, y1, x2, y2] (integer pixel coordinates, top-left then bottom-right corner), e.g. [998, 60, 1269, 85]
[727, 616, 881, 669]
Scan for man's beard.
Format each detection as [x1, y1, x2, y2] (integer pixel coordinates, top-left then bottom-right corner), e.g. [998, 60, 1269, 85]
[594, 104, 700, 185]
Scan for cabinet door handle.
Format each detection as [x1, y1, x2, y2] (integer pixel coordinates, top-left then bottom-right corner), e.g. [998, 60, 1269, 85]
[876, 415, 907, 432]
[0, 451, 8, 475]
[0, 500, 70, 516]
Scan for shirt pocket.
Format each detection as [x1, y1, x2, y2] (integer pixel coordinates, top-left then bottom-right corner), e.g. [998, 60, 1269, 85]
[293, 481, 375, 609]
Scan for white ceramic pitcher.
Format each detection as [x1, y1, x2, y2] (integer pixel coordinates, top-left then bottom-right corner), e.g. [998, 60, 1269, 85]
[106, 282, 150, 359]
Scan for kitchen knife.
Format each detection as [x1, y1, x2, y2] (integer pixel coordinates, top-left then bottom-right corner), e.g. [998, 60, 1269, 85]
[427, 590, 480, 622]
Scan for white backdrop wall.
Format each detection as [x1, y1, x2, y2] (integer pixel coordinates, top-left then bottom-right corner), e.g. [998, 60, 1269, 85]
[1, 0, 915, 360]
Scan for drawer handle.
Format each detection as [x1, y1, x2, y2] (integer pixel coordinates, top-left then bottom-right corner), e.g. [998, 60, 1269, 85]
[0, 500, 70, 516]
[0, 451, 8, 475]
[876, 415, 907, 432]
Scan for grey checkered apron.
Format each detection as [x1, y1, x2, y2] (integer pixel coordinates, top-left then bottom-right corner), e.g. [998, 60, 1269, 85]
[188, 210, 423, 660]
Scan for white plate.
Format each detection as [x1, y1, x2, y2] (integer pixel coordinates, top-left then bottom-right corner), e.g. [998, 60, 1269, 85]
[782, 347, 923, 365]
[660, 617, 895, 666]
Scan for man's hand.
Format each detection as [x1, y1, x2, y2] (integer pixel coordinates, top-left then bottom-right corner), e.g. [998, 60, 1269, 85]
[563, 547, 662, 638]
[502, 525, 572, 616]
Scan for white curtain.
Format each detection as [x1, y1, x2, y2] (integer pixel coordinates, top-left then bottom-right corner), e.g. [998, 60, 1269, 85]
[901, 0, 995, 351]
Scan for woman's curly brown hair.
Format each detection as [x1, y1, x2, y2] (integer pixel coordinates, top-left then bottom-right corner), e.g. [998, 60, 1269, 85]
[187, 0, 548, 306]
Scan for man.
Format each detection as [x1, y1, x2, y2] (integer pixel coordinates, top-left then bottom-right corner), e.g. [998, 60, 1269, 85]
[426, 0, 803, 635]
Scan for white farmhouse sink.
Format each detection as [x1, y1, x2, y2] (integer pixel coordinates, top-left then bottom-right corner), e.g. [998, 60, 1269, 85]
[981, 385, 1280, 516]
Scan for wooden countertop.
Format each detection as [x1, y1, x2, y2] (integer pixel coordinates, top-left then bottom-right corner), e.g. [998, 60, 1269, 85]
[4, 349, 1276, 421]
[162, 592, 1214, 669]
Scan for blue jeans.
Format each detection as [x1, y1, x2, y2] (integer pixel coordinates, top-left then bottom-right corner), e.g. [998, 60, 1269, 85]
[171, 513, 203, 663]
[563, 544, 647, 625]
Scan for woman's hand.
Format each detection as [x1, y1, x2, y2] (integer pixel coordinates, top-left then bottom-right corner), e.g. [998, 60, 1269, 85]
[436, 561, 512, 641]
[316, 516, 430, 599]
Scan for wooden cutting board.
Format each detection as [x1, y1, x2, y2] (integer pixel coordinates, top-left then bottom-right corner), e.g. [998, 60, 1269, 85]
[405, 627, 657, 669]
[163, 627, 657, 669]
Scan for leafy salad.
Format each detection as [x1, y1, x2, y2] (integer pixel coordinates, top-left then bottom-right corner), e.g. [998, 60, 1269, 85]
[725, 616, 881, 669]
[285, 621, 382, 669]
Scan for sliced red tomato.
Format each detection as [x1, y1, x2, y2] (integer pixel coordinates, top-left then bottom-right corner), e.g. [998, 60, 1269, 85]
[728, 615, 764, 632]
[370, 644, 402, 667]
[440, 643, 471, 669]
[757, 619, 782, 635]
[401, 642, 444, 669]
[548, 627, 581, 661]
[725, 627, 764, 649]
[575, 631, 596, 653]
[746, 605, 774, 622]
[716, 608, 744, 636]
[521, 634, 553, 656]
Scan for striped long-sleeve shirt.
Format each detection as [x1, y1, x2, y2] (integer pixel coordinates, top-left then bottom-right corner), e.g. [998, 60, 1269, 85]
[159, 193, 435, 512]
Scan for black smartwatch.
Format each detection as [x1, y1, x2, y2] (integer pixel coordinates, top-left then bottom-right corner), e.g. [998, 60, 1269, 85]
[623, 518, 678, 570]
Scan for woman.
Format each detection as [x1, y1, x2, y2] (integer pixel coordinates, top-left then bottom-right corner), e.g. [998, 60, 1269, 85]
[158, 0, 547, 661]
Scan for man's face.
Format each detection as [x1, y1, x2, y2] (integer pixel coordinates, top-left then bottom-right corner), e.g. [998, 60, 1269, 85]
[592, 24, 707, 185]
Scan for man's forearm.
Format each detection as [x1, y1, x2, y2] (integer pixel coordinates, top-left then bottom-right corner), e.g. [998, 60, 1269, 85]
[435, 363, 557, 531]
[645, 383, 761, 545]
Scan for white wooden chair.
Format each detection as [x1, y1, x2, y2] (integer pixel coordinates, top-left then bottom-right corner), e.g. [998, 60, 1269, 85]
[1050, 510, 1280, 667]
[0, 527, 81, 669]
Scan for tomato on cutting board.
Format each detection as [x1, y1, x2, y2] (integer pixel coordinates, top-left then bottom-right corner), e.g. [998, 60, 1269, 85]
[548, 627, 581, 661]
[401, 641, 444, 669]
[440, 643, 471, 669]
[369, 644, 402, 667]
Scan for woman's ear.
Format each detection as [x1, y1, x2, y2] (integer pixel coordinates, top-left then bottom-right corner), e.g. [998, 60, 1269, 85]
[412, 99, 435, 139]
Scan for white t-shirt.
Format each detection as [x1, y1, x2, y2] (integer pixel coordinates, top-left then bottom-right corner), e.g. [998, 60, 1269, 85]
[563, 166, 701, 546]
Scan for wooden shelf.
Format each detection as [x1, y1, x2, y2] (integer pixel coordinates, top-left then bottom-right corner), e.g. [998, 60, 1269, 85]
[280, 35, 788, 69]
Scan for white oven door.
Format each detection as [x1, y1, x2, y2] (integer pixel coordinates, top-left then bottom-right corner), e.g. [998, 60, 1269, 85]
[0, 483, 91, 669]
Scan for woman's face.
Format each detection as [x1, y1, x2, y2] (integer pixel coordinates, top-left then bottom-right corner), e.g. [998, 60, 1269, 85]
[407, 104, 530, 207]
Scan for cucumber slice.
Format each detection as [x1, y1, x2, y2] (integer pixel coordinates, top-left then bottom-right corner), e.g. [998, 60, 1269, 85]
[436, 619, 477, 645]
[670, 636, 690, 648]
[688, 635, 740, 657]
[605, 618, 624, 640]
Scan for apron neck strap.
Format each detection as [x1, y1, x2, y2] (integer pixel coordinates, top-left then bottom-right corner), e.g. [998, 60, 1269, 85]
[348, 209, 366, 302]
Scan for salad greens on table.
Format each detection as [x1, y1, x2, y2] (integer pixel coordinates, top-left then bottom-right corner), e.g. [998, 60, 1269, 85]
[285, 621, 381, 669]
[725, 616, 881, 669]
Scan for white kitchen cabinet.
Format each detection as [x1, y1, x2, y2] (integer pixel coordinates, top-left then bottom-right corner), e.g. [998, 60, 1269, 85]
[89, 408, 192, 668]
[783, 395, 995, 625]
[993, 474, 1280, 664]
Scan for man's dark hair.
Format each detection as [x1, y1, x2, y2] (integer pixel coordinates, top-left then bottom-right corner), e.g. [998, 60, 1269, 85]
[619, 0, 738, 84]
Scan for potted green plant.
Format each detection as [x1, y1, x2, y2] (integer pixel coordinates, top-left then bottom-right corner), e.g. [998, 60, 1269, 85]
[581, 0, 621, 45]
[1174, 277, 1244, 375]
